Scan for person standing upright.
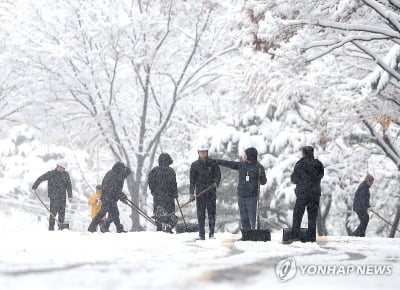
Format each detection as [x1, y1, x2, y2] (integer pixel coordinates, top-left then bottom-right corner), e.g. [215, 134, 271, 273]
[88, 162, 131, 233]
[216, 147, 267, 230]
[32, 159, 72, 231]
[148, 153, 178, 232]
[189, 145, 221, 240]
[290, 146, 324, 242]
[352, 174, 374, 237]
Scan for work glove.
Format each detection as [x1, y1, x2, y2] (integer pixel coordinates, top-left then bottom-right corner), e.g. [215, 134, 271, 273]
[119, 192, 128, 202]
[189, 194, 195, 202]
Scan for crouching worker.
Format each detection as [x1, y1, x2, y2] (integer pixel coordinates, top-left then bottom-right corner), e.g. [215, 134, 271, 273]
[148, 153, 179, 233]
[290, 146, 324, 242]
[88, 162, 131, 233]
[216, 147, 267, 230]
[88, 185, 105, 231]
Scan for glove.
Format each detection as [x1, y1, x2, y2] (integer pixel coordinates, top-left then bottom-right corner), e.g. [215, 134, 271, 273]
[125, 167, 132, 176]
[68, 197, 73, 203]
[32, 189, 37, 194]
[212, 183, 218, 188]
[189, 194, 195, 202]
[119, 192, 128, 202]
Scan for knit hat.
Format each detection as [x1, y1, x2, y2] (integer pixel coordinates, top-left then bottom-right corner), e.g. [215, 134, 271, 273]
[245, 147, 258, 162]
[57, 159, 68, 170]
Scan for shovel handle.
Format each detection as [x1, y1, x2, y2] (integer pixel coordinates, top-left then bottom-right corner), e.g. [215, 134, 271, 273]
[370, 208, 400, 233]
[33, 190, 63, 226]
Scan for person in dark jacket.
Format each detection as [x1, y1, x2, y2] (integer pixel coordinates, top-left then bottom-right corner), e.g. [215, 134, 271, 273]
[148, 153, 178, 232]
[88, 162, 132, 233]
[351, 174, 374, 237]
[216, 147, 267, 230]
[32, 159, 72, 231]
[190, 145, 221, 240]
[290, 146, 324, 242]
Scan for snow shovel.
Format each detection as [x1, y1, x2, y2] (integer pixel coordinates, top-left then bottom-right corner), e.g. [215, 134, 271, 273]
[33, 190, 70, 230]
[174, 197, 199, 233]
[240, 167, 271, 242]
[124, 198, 157, 227]
[370, 208, 400, 233]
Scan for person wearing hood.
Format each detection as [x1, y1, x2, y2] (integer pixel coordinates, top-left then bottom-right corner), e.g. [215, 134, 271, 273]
[290, 146, 324, 242]
[216, 147, 267, 230]
[88, 162, 132, 233]
[148, 153, 178, 232]
[190, 145, 221, 240]
[351, 174, 374, 237]
[32, 159, 73, 231]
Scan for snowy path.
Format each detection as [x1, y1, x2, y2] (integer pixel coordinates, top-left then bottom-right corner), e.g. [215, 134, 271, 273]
[0, 225, 399, 290]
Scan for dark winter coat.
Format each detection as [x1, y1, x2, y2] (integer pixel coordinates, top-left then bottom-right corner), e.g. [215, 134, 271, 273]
[216, 160, 267, 197]
[101, 162, 131, 203]
[189, 158, 221, 198]
[353, 181, 371, 211]
[291, 156, 324, 198]
[32, 169, 72, 201]
[148, 153, 178, 213]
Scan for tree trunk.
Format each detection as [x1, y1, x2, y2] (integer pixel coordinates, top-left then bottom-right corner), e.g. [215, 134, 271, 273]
[126, 174, 142, 231]
[389, 203, 400, 238]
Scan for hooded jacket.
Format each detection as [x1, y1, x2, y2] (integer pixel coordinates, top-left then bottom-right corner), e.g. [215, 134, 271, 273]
[291, 156, 324, 197]
[148, 153, 178, 207]
[101, 162, 131, 203]
[32, 169, 72, 201]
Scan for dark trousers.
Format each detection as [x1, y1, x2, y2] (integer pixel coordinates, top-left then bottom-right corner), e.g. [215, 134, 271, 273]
[292, 196, 320, 242]
[88, 201, 124, 232]
[196, 195, 216, 238]
[49, 199, 66, 230]
[238, 196, 257, 230]
[353, 210, 369, 237]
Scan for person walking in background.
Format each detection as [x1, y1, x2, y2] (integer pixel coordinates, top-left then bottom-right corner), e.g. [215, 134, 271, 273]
[216, 147, 267, 230]
[88, 162, 131, 233]
[87, 185, 105, 231]
[189, 145, 221, 240]
[290, 146, 324, 242]
[148, 153, 178, 232]
[32, 159, 72, 231]
[352, 174, 374, 237]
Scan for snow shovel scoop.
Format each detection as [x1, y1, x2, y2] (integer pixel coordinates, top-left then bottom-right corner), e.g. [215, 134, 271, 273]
[170, 185, 215, 234]
[240, 168, 271, 242]
[369, 208, 400, 233]
[174, 197, 199, 233]
[123, 198, 178, 232]
[33, 190, 69, 230]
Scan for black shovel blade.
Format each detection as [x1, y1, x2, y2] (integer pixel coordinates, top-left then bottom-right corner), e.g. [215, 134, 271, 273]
[282, 228, 308, 242]
[175, 222, 199, 233]
[241, 229, 271, 242]
[58, 223, 70, 230]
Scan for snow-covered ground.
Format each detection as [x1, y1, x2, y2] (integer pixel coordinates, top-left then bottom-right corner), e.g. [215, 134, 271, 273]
[0, 212, 399, 290]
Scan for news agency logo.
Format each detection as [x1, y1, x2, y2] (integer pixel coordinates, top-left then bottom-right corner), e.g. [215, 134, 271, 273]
[275, 258, 393, 282]
[275, 258, 297, 282]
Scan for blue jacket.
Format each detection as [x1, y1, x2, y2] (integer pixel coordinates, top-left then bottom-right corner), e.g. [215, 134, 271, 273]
[353, 181, 371, 211]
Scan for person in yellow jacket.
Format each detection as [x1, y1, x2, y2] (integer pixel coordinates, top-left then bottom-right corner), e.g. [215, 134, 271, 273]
[88, 185, 105, 230]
